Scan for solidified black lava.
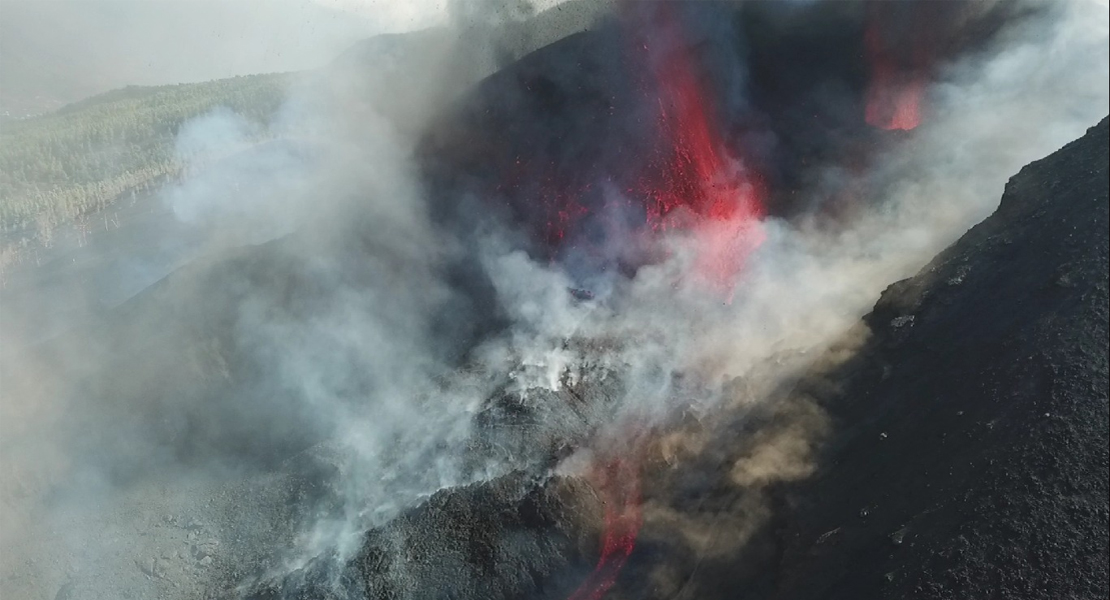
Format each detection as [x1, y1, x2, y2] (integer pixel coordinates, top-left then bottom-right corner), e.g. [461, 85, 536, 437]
[763, 115, 1110, 600]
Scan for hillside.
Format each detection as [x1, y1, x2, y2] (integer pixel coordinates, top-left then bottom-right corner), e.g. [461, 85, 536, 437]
[0, 73, 292, 243]
[754, 115, 1109, 600]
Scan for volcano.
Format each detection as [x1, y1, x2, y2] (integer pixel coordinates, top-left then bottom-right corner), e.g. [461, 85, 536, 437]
[2, 3, 1105, 600]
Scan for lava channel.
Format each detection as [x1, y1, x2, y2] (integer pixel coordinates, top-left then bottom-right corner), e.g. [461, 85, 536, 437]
[568, 455, 643, 600]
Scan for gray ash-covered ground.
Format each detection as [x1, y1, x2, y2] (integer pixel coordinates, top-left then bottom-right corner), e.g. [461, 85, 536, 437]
[246, 473, 603, 600]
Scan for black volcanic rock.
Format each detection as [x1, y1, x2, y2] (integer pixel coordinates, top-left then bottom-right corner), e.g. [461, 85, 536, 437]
[782, 115, 1109, 600]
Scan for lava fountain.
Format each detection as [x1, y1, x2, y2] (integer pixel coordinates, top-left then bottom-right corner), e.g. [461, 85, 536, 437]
[633, 5, 766, 288]
[864, 1, 939, 131]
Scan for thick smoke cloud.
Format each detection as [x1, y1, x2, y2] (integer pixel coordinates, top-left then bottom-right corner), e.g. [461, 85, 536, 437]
[1, 1, 1107, 599]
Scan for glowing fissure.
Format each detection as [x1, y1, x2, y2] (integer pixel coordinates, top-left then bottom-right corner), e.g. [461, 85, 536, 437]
[497, 11, 766, 284]
[567, 455, 643, 600]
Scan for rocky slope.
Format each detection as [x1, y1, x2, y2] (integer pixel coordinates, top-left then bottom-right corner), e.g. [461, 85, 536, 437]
[763, 115, 1110, 600]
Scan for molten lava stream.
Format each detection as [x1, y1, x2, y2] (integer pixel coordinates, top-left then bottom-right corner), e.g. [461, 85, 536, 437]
[567, 455, 643, 600]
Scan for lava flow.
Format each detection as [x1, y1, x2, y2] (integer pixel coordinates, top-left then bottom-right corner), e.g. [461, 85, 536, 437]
[499, 4, 767, 285]
[864, 25, 924, 131]
[567, 454, 643, 600]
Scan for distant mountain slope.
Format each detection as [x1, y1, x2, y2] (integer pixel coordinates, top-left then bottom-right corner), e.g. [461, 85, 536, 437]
[0, 73, 292, 241]
[0, 0, 608, 119]
[0, 0, 614, 254]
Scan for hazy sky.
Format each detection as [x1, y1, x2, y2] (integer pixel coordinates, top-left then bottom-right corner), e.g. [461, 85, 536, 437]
[314, 0, 573, 26]
[310, 0, 451, 30]
[0, 0, 461, 115]
[0, 0, 581, 115]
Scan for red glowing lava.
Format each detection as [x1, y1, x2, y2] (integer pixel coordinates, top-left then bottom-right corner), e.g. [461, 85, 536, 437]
[864, 24, 924, 131]
[635, 7, 766, 287]
[484, 7, 767, 288]
[864, 3, 935, 131]
[567, 455, 643, 600]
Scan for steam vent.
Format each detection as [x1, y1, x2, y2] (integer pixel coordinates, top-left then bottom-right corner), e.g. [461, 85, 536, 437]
[0, 2, 1106, 600]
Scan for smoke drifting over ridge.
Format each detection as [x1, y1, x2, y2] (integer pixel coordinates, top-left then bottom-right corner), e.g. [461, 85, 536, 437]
[1, 1, 1107, 599]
